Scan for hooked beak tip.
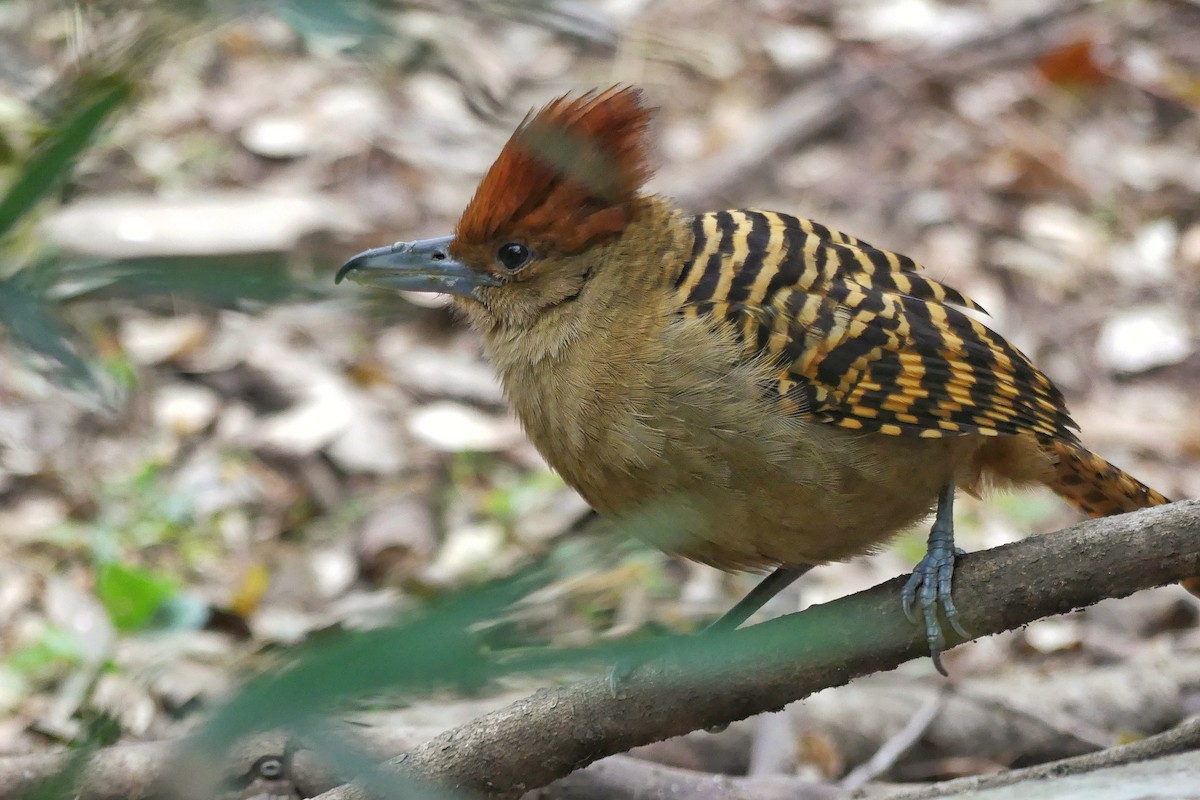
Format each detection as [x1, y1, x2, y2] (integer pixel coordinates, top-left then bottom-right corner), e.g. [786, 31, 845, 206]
[333, 260, 356, 285]
[335, 244, 397, 285]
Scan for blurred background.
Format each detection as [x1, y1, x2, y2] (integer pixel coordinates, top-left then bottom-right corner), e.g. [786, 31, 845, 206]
[0, 0, 1198, 785]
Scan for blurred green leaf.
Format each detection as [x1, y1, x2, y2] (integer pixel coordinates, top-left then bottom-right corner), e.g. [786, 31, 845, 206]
[167, 562, 660, 799]
[271, 0, 389, 48]
[17, 713, 122, 800]
[95, 562, 179, 632]
[0, 76, 133, 241]
[6, 625, 86, 678]
[196, 567, 544, 740]
[305, 724, 463, 800]
[52, 254, 300, 306]
[0, 69, 135, 406]
[0, 273, 114, 404]
[0, 250, 298, 405]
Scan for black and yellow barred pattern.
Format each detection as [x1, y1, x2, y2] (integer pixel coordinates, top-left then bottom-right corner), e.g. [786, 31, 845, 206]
[673, 209, 1079, 443]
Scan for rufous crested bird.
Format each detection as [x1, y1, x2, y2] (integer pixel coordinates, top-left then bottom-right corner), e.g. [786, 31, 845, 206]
[337, 86, 1173, 673]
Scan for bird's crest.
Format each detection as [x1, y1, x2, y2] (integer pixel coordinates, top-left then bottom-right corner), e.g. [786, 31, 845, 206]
[453, 87, 653, 258]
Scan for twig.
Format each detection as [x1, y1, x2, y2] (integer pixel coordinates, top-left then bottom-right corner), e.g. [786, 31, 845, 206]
[876, 715, 1200, 800]
[839, 693, 944, 791]
[746, 711, 793, 777]
[526, 753, 844, 800]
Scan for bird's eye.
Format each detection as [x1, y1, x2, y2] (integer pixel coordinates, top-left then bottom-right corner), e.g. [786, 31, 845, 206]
[496, 242, 531, 271]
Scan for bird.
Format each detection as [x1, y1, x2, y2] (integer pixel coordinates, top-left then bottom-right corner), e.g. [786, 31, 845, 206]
[336, 86, 1174, 674]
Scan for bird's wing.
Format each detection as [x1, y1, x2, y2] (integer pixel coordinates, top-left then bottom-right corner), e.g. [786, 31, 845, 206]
[674, 209, 1078, 441]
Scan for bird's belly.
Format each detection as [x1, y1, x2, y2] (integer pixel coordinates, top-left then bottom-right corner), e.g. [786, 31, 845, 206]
[503, 315, 978, 573]
[544, 381, 974, 571]
[569, 423, 972, 571]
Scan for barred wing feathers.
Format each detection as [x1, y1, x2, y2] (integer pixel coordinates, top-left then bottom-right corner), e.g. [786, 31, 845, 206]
[672, 209, 1078, 443]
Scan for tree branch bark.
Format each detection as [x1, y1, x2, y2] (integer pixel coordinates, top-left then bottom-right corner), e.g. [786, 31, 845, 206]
[313, 500, 1200, 799]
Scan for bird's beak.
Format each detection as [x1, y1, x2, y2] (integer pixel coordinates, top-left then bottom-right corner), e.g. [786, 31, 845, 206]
[335, 235, 501, 299]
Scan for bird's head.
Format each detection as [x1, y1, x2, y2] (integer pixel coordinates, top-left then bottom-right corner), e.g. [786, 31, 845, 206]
[337, 87, 660, 329]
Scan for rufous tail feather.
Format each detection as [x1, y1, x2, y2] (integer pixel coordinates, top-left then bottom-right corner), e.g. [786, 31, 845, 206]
[1047, 440, 1169, 516]
[1046, 440, 1196, 594]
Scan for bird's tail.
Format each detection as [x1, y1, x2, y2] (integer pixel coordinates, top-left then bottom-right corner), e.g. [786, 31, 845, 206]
[1046, 440, 1196, 593]
[1046, 440, 1169, 516]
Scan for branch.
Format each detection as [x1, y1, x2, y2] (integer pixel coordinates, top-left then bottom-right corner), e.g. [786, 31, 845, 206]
[12, 649, 1194, 800]
[314, 500, 1200, 799]
[875, 714, 1200, 800]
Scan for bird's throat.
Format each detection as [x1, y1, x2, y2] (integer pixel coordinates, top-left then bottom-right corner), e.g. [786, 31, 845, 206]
[479, 198, 694, 498]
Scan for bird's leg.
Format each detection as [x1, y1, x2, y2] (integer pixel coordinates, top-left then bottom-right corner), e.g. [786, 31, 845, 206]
[609, 565, 812, 694]
[703, 565, 814, 633]
[901, 483, 969, 675]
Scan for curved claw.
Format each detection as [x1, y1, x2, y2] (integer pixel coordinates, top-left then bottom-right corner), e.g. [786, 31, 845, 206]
[904, 545, 956, 675]
[902, 484, 971, 675]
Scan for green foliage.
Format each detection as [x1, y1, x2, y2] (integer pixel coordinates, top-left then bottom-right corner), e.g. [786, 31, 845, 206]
[173, 563, 623, 799]
[271, 0, 390, 48]
[0, 68, 136, 404]
[0, 269, 114, 404]
[94, 562, 179, 632]
[483, 468, 565, 524]
[42, 458, 223, 634]
[80, 461, 207, 556]
[0, 75, 132, 242]
[15, 714, 121, 800]
[991, 491, 1061, 527]
[5, 625, 87, 681]
[0, 4, 307, 405]
[51, 254, 298, 306]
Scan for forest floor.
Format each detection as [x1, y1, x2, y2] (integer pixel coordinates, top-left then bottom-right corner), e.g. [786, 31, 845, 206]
[0, 1, 1198, 797]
